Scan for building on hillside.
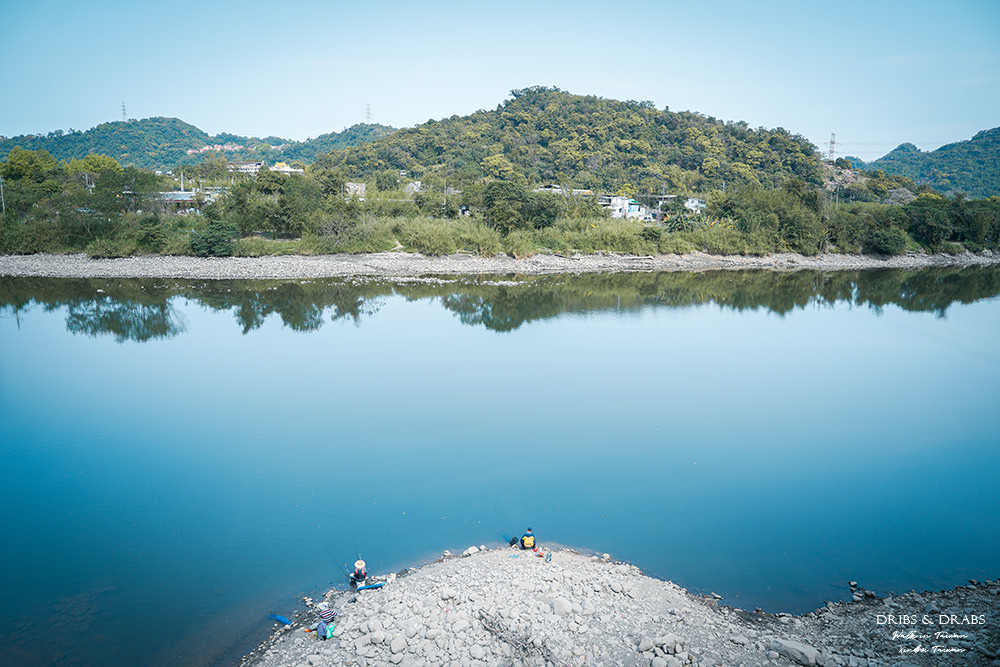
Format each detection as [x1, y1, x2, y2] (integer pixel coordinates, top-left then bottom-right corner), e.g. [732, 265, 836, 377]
[532, 184, 595, 196]
[345, 182, 367, 200]
[598, 194, 649, 219]
[684, 197, 706, 212]
[155, 190, 217, 214]
[228, 161, 264, 174]
[270, 162, 304, 175]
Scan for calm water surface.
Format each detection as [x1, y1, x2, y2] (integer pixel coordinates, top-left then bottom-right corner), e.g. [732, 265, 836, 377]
[1, 268, 998, 666]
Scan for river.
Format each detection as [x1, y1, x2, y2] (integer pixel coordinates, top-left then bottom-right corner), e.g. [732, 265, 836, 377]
[1, 267, 998, 666]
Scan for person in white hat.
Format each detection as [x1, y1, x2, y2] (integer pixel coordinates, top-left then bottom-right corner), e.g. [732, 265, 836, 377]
[350, 559, 367, 588]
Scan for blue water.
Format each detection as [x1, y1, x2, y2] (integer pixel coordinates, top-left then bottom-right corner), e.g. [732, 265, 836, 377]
[1, 271, 998, 666]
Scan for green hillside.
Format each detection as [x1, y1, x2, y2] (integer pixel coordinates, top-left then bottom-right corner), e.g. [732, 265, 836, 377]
[847, 127, 1000, 198]
[0, 118, 215, 170]
[0, 118, 396, 171]
[320, 86, 822, 194]
[280, 124, 396, 163]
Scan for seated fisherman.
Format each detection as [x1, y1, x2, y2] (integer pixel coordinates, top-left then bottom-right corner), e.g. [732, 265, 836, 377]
[520, 527, 535, 551]
[350, 559, 367, 588]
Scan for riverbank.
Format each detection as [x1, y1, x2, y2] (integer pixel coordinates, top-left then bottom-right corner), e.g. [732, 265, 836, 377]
[2, 250, 1000, 279]
[241, 546, 997, 667]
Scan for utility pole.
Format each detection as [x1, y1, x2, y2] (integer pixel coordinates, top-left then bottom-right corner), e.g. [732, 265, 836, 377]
[0, 174, 5, 214]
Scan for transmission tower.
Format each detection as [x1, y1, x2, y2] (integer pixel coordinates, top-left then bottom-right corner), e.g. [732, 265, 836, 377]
[122, 102, 127, 121]
[827, 133, 836, 161]
[365, 104, 373, 124]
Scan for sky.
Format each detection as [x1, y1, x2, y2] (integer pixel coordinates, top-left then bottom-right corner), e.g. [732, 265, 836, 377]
[1, 0, 998, 160]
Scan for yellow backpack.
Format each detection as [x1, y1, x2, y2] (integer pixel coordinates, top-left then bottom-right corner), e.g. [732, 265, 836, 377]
[522, 534, 535, 549]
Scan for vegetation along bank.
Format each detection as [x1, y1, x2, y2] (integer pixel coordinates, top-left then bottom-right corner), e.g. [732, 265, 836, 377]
[2, 89, 999, 263]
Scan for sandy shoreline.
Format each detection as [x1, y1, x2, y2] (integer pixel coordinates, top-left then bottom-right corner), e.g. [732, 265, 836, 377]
[240, 544, 997, 667]
[2, 250, 1000, 279]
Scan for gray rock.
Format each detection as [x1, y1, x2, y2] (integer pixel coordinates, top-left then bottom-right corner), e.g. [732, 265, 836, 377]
[638, 636, 655, 652]
[770, 638, 821, 666]
[651, 658, 667, 667]
[370, 630, 386, 644]
[390, 636, 407, 654]
[552, 597, 573, 616]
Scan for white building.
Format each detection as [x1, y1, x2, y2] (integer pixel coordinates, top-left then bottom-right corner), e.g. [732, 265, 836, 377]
[228, 161, 264, 174]
[684, 197, 706, 212]
[598, 194, 649, 219]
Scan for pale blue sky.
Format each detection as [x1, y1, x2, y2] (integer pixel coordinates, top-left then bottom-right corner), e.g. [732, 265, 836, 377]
[1, 0, 998, 159]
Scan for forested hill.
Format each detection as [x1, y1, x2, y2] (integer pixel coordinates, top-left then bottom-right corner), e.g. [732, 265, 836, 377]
[848, 127, 1000, 199]
[0, 118, 396, 171]
[318, 86, 822, 194]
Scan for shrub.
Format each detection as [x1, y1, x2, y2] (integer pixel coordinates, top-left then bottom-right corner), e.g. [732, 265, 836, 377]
[396, 217, 457, 256]
[133, 214, 168, 253]
[453, 219, 503, 256]
[190, 221, 239, 256]
[864, 228, 909, 255]
[160, 232, 193, 256]
[0, 218, 65, 254]
[85, 237, 139, 258]
[502, 230, 538, 258]
[657, 233, 695, 255]
[234, 237, 301, 257]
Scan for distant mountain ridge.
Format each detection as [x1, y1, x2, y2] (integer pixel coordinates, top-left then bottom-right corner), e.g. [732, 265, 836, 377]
[0, 117, 397, 171]
[846, 127, 1000, 198]
[3, 98, 998, 199]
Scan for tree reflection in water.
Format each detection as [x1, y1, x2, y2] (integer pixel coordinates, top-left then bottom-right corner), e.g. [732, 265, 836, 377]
[2, 266, 998, 342]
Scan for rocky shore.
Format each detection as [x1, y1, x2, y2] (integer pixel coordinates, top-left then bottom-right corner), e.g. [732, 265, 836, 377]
[2, 250, 1000, 279]
[240, 546, 997, 667]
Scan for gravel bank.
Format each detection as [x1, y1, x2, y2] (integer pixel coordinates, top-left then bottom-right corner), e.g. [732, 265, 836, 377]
[2, 250, 1000, 279]
[241, 546, 997, 667]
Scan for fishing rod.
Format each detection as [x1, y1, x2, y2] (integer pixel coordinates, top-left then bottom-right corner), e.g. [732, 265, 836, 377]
[325, 547, 351, 581]
[351, 530, 361, 563]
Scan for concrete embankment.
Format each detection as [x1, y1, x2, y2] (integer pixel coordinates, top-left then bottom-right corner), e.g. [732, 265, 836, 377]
[240, 546, 998, 667]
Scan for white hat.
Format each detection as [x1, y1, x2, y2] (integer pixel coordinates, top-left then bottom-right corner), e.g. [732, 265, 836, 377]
[355, 560, 365, 569]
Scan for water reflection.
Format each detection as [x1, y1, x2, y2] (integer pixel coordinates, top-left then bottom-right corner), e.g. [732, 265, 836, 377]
[2, 267, 999, 342]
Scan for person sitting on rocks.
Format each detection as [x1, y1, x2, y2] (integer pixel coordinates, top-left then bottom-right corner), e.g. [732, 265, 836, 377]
[350, 560, 367, 588]
[520, 527, 535, 551]
[315, 606, 336, 640]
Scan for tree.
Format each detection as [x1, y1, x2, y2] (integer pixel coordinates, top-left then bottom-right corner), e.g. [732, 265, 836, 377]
[481, 154, 518, 181]
[483, 181, 528, 234]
